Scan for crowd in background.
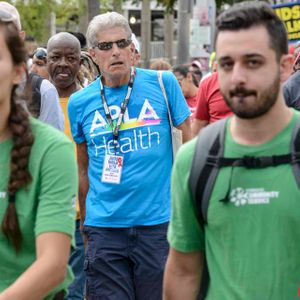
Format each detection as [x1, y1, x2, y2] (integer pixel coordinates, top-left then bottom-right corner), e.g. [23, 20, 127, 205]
[1, 1, 300, 300]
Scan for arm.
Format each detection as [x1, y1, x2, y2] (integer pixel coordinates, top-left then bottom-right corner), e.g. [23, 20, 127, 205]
[192, 77, 210, 137]
[191, 119, 209, 137]
[163, 248, 204, 300]
[0, 232, 71, 300]
[77, 142, 89, 230]
[176, 117, 192, 143]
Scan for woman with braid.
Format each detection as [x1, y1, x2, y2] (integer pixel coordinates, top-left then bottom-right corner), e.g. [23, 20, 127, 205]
[0, 14, 78, 300]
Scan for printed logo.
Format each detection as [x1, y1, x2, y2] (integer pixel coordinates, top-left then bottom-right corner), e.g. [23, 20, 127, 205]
[89, 99, 164, 156]
[230, 188, 279, 207]
[0, 191, 7, 199]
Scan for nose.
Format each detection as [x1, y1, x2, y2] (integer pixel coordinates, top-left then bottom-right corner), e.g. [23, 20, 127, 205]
[58, 56, 68, 67]
[111, 42, 121, 57]
[230, 63, 247, 86]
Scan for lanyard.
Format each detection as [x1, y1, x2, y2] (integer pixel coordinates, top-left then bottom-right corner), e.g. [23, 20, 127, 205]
[100, 67, 135, 154]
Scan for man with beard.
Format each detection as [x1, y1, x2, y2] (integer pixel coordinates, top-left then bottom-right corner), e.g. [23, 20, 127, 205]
[47, 32, 85, 300]
[163, 2, 299, 300]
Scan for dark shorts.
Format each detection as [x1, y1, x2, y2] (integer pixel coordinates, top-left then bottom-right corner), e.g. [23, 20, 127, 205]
[83, 222, 169, 300]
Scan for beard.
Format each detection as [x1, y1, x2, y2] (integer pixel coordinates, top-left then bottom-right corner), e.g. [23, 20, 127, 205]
[222, 74, 280, 119]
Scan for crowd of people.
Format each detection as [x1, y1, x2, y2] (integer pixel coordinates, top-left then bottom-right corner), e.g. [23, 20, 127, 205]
[0, 1, 300, 300]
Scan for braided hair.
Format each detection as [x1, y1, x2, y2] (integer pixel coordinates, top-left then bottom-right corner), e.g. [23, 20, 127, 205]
[0, 21, 34, 252]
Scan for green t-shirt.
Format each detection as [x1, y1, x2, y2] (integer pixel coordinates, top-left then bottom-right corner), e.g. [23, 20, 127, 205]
[168, 111, 300, 300]
[0, 118, 78, 299]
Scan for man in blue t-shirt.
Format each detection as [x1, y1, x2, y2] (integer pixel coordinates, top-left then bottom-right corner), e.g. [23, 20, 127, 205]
[68, 11, 191, 300]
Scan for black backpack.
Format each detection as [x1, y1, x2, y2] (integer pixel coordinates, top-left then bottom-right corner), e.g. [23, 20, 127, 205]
[28, 73, 44, 118]
[188, 117, 300, 299]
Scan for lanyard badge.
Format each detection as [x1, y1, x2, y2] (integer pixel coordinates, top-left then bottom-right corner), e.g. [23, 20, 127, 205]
[100, 67, 135, 184]
[99, 67, 135, 154]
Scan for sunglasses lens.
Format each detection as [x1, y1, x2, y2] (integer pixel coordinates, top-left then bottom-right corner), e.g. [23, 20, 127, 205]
[97, 39, 131, 50]
[98, 42, 113, 50]
[116, 39, 130, 48]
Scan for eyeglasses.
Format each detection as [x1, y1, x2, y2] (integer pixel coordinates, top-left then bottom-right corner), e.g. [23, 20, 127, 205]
[34, 48, 47, 60]
[0, 10, 14, 23]
[94, 39, 132, 51]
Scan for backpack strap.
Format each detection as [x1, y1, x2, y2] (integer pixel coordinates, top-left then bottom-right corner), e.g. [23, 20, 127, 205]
[189, 118, 227, 224]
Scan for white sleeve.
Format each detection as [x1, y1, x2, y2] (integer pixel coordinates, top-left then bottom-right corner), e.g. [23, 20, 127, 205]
[38, 79, 64, 131]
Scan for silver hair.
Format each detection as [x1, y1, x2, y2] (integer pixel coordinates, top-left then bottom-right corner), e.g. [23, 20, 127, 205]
[86, 12, 132, 48]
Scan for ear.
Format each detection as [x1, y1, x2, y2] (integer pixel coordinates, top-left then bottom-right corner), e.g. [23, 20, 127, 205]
[19, 31, 26, 41]
[129, 43, 135, 59]
[12, 63, 25, 85]
[280, 54, 293, 82]
[88, 48, 98, 64]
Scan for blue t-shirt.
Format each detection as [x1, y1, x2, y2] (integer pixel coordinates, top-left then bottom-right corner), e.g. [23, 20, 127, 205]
[68, 68, 190, 227]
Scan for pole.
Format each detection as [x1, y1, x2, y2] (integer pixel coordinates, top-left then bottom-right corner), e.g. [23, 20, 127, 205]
[177, 0, 192, 64]
[141, 0, 151, 68]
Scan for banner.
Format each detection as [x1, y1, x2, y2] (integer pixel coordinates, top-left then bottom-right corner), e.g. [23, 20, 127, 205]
[273, 2, 300, 42]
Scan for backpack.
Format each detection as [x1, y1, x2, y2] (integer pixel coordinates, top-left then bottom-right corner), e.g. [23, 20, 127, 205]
[28, 73, 44, 118]
[188, 117, 300, 299]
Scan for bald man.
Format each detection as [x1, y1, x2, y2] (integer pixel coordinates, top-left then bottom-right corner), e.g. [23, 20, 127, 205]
[47, 33, 82, 98]
[47, 32, 85, 300]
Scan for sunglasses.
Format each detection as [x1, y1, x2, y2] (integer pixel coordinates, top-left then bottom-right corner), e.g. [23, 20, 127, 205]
[0, 10, 14, 23]
[94, 39, 132, 51]
[34, 48, 47, 60]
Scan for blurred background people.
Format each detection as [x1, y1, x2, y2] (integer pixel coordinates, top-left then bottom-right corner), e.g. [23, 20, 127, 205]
[191, 71, 233, 136]
[189, 60, 203, 85]
[30, 47, 49, 79]
[283, 44, 300, 110]
[132, 33, 141, 66]
[150, 58, 171, 70]
[173, 64, 199, 119]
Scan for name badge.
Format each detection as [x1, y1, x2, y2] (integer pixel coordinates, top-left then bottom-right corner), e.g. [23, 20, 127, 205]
[102, 154, 123, 184]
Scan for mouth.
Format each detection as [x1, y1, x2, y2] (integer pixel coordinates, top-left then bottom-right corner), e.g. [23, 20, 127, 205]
[110, 61, 124, 67]
[55, 72, 71, 80]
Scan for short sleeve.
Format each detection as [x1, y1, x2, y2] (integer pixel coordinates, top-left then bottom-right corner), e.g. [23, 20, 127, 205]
[35, 139, 78, 238]
[194, 78, 210, 122]
[167, 139, 205, 252]
[161, 71, 191, 126]
[39, 80, 64, 131]
[68, 94, 85, 144]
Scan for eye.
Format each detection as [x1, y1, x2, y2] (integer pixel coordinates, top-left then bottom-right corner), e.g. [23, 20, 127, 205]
[68, 57, 76, 63]
[219, 60, 234, 71]
[116, 39, 128, 48]
[49, 55, 59, 62]
[247, 59, 262, 68]
[98, 42, 112, 50]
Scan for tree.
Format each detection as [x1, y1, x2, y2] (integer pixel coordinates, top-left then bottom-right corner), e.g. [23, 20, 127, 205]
[113, 0, 123, 13]
[9, 0, 87, 44]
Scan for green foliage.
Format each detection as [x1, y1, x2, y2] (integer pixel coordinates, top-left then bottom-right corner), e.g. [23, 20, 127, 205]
[131, 0, 176, 13]
[9, 0, 86, 44]
[13, 0, 49, 42]
[55, 0, 84, 31]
